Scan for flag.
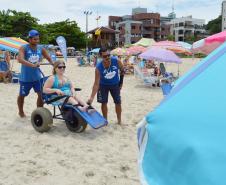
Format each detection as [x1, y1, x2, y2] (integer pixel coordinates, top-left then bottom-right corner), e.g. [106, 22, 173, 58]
[56, 36, 67, 61]
[95, 28, 101, 36]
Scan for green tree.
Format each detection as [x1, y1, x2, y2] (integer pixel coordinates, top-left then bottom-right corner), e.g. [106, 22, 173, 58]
[0, 9, 39, 39]
[0, 10, 87, 49]
[185, 35, 196, 44]
[43, 19, 87, 48]
[206, 15, 221, 34]
[0, 10, 13, 36]
[167, 34, 175, 41]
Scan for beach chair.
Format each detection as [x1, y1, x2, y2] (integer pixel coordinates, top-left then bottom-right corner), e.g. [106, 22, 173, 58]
[134, 65, 159, 86]
[31, 76, 108, 133]
[159, 63, 176, 83]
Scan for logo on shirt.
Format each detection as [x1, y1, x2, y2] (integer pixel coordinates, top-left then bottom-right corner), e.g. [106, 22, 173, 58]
[28, 54, 40, 64]
[104, 71, 116, 79]
[112, 66, 117, 70]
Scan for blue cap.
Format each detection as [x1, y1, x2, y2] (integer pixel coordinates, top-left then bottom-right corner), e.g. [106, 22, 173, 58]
[28, 29, 39, 38]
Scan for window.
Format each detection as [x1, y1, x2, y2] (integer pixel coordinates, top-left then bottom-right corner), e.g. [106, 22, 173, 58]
[179, 30, 184, 34]
[132, 26, 136, 29]
[179, 22, 184, 27]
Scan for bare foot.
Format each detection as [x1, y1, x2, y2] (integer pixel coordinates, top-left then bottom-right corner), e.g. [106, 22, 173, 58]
[87, 109, 96, 114]
[117, 120, 122, 125]
[77, 106, 86, 112]
[19, 112, 26, 118]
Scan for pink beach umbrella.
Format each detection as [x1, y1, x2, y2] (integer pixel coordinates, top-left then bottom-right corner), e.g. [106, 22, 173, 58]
[152, 40, 192, 55]
[192, 30, 226, 54]
[139, 47, 182, 76]
[139, 47, 182, 64]
[127, 46, 147, 55]
[110, 48, 131, 56]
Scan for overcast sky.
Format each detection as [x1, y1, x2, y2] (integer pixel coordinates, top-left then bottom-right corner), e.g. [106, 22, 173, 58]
[0, 0, 223, 32]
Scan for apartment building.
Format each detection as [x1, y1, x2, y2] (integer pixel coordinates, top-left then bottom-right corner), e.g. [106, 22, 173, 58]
[109, 7, 160, 46]
[160, 12, 176, 40]
[168, 16, 205, 41]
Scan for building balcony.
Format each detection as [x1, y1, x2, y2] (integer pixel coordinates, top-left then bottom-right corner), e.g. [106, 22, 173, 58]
[142, 30, 153, 35]
[131, 30, 142, 34]
[184, 25, 194, 28]
[143, 23, 160, 28]
[155, 32, 160, 35]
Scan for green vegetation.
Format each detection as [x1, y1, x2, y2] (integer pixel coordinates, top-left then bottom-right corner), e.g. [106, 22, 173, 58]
[206, 15, 222, 34]
[166, 34, 175, 41]
[0, 9, 87, 48]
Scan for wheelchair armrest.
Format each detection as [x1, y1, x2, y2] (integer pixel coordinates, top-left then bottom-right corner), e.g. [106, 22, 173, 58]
[43, 93, 67, 104]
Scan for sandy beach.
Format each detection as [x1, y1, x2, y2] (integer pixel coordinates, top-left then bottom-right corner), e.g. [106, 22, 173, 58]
[0, 58, 200, 185]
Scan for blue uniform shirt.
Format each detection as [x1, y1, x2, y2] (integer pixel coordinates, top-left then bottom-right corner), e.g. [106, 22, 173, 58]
[96, 57, 120, 86]
[20, 44, 43, 82]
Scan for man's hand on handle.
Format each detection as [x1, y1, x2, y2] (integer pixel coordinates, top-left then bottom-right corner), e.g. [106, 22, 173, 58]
[87, 97, 94, 105]
[33, 63, 40, 68]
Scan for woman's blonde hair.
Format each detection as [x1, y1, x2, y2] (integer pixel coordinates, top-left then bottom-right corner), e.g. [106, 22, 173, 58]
[52, 60, 65, 75]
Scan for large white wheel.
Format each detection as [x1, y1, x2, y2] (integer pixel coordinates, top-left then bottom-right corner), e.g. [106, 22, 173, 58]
[31, 107, 53, 133]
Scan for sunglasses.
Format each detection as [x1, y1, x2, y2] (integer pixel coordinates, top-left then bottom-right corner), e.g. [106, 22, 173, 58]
[57, 66, 66, 69]
[102, 54, 110, 58]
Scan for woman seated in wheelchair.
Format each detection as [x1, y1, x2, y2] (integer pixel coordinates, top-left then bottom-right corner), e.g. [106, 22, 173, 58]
[43, 60, 92, 112]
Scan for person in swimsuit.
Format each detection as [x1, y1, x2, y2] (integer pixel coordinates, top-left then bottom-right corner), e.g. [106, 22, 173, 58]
[43, 60, 90, 112]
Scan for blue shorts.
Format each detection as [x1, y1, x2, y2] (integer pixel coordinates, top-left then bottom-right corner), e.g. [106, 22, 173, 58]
[19, 80, 42, 96]
[97, 84, 121, 104]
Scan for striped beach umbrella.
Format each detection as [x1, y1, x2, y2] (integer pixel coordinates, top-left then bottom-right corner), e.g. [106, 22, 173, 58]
[152, 41, 192, 55]
[0, 37, 28, 53]
[192, 30, 226, 54]
[110, 47, 131, 56]
[127, 46, 147, 55]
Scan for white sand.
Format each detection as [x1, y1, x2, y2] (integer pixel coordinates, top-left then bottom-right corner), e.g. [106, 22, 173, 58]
[0, 58, 200, 185]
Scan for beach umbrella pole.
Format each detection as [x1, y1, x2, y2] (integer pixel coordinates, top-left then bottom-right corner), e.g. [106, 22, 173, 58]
[177, 64, 180, 77]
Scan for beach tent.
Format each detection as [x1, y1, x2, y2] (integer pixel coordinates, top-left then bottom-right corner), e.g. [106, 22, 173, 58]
[0, 37, 27, 53]
[137, 42, 226, 185]
[133, 38, 156, 47]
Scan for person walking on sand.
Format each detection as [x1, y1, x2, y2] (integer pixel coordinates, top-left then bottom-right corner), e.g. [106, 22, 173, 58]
[87, 47, 124, 124]
[17, 29, 53, 118]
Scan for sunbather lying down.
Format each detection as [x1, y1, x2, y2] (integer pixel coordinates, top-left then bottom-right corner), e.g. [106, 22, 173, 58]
[43, 60, 94, 113]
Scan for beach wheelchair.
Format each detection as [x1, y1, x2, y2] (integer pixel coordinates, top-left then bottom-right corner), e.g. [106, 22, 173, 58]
[31, 76, 108, 133]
